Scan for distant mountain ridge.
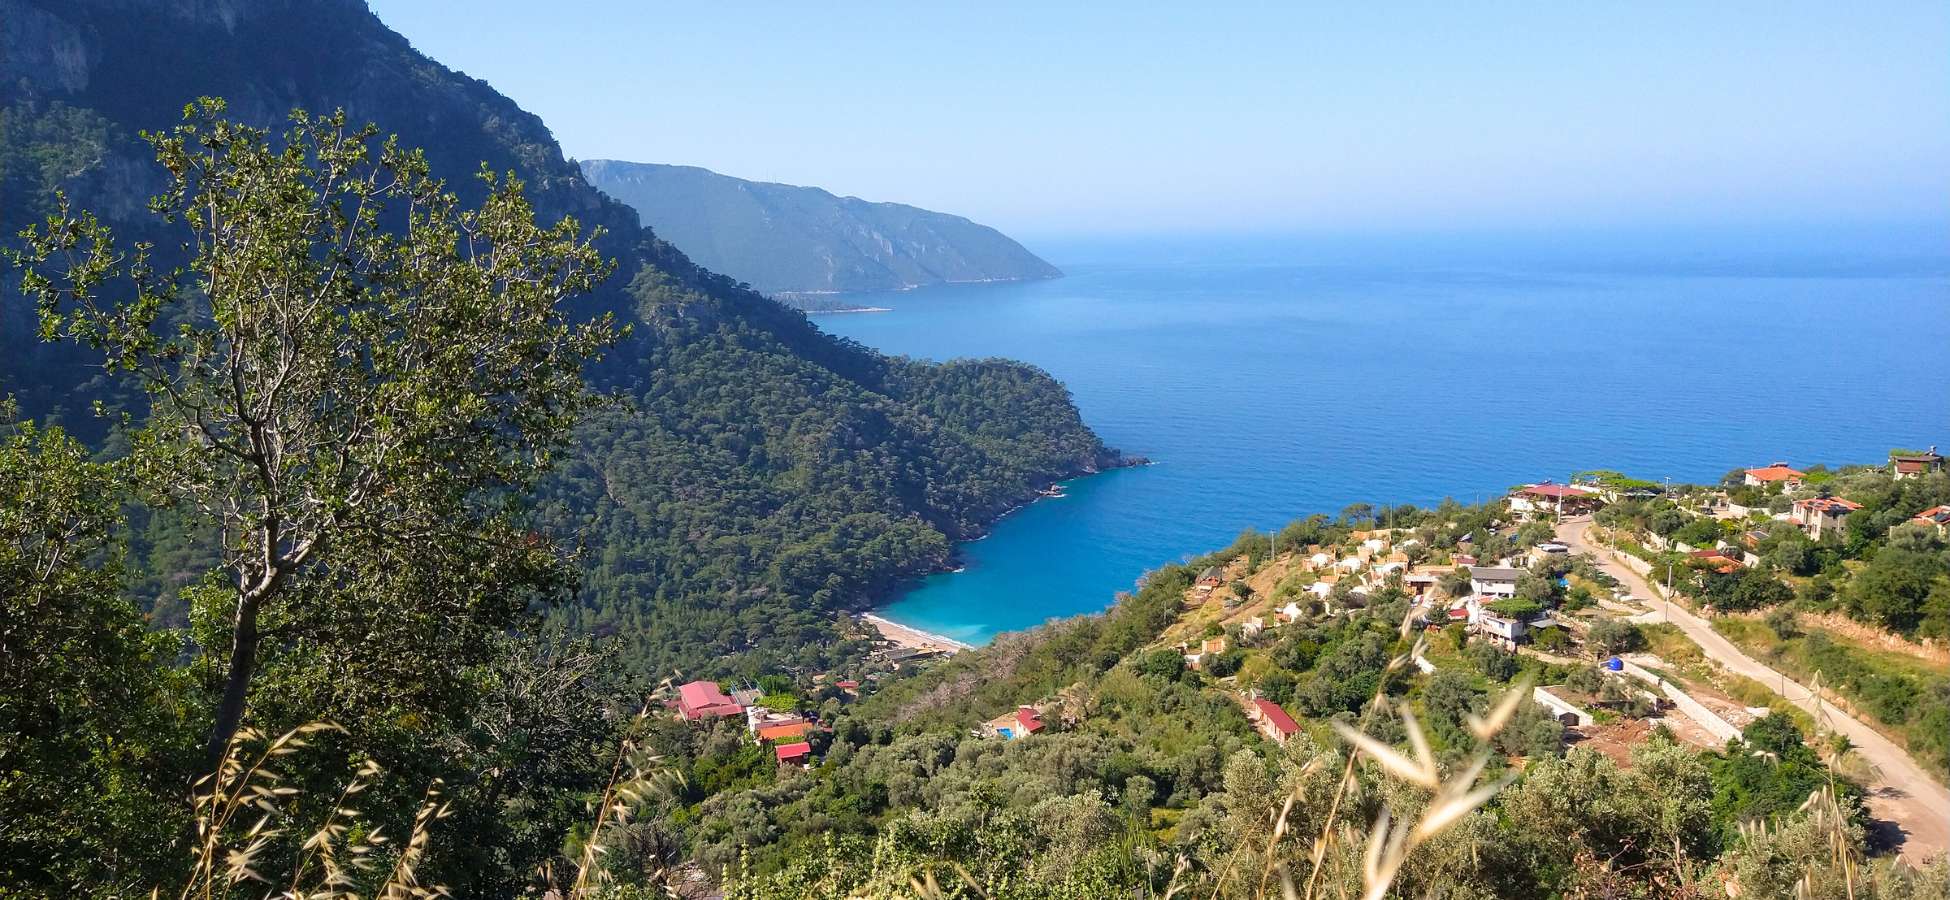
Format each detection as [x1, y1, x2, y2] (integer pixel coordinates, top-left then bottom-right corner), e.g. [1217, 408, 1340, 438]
[581, 159, 1061, 298]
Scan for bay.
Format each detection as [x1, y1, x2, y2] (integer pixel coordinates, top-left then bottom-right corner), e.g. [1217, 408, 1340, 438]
[821, 236, 1950, 645]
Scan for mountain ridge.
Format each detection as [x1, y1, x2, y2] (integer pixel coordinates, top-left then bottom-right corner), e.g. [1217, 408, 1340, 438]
[0, 0, 1120, 679]
[581, 158, 1062, 299]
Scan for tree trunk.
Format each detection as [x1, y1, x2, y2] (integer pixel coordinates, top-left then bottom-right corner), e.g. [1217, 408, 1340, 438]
[201, 594, 262, 777]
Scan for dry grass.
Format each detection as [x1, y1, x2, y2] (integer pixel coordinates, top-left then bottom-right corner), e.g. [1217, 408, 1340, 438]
[175, 721, 452, 900]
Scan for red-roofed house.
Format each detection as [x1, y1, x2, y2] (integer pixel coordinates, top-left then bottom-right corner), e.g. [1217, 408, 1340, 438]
[1909, 505, 1950, 538]
[1743, 464, 1804, 489]
[774, 742, 812, 766]
[1791, 496, 1862, 540]
[1014, 706, 1045, 735]
[1251, 698, 1301, 744]
[676, 680, 744, 721]
[1689, 548, 1744, 574]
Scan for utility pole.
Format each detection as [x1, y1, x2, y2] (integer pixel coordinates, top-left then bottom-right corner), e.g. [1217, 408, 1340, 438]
[1664, 560, 1673, 622]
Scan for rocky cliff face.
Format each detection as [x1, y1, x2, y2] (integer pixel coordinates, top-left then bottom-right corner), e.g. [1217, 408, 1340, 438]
[2, 0, 638, 251]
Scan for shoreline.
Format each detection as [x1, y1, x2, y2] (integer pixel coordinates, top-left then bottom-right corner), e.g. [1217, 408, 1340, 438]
[857, 461, 1153, 650]
[859, 613, 973, 653]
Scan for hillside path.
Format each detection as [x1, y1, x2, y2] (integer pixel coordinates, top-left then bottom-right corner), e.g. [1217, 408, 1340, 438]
[1558, 517, 1950, 862]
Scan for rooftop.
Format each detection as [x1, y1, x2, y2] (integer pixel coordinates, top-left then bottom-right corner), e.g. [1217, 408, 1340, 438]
[1253, 698, 1301, 735]
[1468, 566, 1523, 581]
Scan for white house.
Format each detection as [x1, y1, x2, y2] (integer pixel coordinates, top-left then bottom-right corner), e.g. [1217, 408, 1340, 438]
[1277, 601, 1305, 624]
[1477, 613, 1526, 645]
[1468, 566, 1522, 598]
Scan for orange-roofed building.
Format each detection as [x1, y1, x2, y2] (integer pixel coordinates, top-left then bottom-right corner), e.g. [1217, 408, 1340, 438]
[1743, 464, 1804, 488]
[1909, 505, 1950, 537]
[756, 721, 812, 743]
[1689, 548, 1744, 574]
[1791, 496, 1862, 540]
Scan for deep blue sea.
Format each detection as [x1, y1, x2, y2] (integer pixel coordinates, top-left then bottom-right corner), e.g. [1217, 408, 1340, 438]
[820, 235, 1950, 645]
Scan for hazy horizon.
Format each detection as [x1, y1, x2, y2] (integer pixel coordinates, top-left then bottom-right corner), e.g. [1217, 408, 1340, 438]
[368, 2, 1949, 242]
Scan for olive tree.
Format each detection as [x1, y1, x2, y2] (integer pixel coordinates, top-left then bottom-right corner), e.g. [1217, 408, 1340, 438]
[12, 100, 618, 772]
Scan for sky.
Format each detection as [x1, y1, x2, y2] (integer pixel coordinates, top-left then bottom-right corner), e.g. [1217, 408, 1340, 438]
[365, 2, 1950, 241]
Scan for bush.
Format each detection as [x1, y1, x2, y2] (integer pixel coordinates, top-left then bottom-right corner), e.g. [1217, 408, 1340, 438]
[1138, 649, 1185, 680]
[1532, 625, 1570, 653]
[1588, 619, 1646, 656]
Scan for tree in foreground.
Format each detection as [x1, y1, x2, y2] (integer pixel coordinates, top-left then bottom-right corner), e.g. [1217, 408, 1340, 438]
[12, 95, 621, 859]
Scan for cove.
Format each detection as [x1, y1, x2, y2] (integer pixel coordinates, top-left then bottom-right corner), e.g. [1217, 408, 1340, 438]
[821, 237, 1950, 645]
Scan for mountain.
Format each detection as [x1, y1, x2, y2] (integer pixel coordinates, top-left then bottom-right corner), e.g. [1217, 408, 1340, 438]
[0, 0, 1122, 677]
[580, 159, 1062, 298]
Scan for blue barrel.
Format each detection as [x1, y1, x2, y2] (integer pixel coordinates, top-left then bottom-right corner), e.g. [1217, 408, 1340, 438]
[1605, 656, 1624, 671]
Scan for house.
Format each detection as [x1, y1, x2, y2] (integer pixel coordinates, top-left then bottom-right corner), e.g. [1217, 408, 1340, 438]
[835, 679, 860, 695]
[1336, 555, 1364, 572]
[1241, 616, 1265, 638]
[774, 742, 813, 767]
[1277, 601, 1305, 624]
[1452, 554, 1478, 567]
[1307, 552, 1332, 570]
[1891, 448, 1945, 479]
[755, 721, 812, 743]
[1743, 463, 1805, 489]
[1015, 706, 1045, 736]
[1250, 697, 1302, 744]
[1467, 566, 1522, 598]
[1404, 564, 1450, 599]
[1790, 496, 1861, 541]
[1201, 636, 1228, 655]
[676, 680, 745, 721]
[1910, 505, 1950, 537]
[1476, 613, 1527, 647]
[1689, 548, 1744, 574]
[1197, 566, 1224, 588]
[1509, 482, 1604, 517]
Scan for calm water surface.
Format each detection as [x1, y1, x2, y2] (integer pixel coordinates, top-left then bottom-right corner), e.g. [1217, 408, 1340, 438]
[821, 244, 1950, 644]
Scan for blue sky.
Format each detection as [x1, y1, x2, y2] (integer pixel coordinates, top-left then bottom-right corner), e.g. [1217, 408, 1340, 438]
[367, 2, 1949, 240]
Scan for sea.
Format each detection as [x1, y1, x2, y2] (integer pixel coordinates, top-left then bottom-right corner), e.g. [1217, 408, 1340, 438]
[819, 231, 1950, 646]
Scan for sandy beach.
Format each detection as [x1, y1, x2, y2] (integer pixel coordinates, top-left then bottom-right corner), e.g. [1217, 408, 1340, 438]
[860, 613, 971, 653]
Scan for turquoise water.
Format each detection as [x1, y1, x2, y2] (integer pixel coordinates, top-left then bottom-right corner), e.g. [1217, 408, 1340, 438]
[822, 239, 1950, 645]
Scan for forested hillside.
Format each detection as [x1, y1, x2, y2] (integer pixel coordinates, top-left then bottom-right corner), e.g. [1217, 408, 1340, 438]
[0, 0, 1120, 677]
[581, 160, 1062, 297]
[624, 502, 1950, 899]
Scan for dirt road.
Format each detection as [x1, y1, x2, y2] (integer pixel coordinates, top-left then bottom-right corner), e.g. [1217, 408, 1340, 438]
[1559, 517, 1950, 862]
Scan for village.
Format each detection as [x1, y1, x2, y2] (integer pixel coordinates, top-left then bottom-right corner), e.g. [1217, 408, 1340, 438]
[654, 448, 1949, 857]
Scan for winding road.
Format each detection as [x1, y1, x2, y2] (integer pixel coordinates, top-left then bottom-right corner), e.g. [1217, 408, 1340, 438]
[1559, 517, 1950, 862]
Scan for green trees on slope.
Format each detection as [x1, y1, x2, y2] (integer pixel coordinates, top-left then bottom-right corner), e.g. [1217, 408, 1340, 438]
[4, 104, 624, 897]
